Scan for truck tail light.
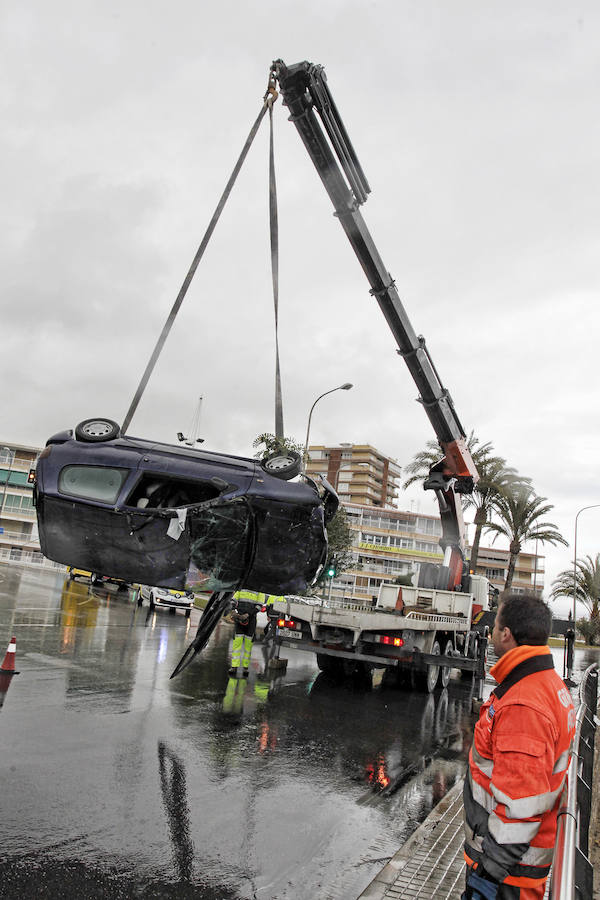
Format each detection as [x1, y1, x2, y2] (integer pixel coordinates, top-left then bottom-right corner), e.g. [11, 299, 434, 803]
[277, 618, 296, 629]
[379, 635, 403, 647]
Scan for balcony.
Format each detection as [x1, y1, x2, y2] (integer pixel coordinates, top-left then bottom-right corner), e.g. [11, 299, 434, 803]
[0, 453, 37, 471]
[0, 529, 39, 548]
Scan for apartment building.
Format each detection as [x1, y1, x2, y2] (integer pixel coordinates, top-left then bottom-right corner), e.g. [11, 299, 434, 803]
[325, 500, 545, 604]
[0, 440, 61, 571]
[469, 545, 544, 598]
[306, 443, 402, 508]
[330, 502, 444, 602]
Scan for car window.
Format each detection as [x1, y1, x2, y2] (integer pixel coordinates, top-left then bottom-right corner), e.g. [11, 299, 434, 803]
[189, 504, 252, 591]
[58, 465, 129, 504]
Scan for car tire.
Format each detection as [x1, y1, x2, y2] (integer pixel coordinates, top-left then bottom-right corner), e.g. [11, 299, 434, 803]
[185, 608, 191, 618]
[75, 418, 121, 443]
[260, 450, 302, 481]
[168, 606, 176, 615]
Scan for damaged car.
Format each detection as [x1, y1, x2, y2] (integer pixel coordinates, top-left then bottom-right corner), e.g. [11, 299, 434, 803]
[33, 418, 338, 596]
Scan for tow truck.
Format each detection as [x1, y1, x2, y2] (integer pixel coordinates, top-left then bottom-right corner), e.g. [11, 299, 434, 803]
[264, 60, 489, 691]
[270, 577, 492, 694]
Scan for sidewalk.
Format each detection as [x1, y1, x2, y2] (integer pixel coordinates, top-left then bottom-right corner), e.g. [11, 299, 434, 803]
[358, 779, 465, 899]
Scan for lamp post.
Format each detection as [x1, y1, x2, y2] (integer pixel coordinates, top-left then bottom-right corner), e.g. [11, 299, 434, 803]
[572, 503, 600, 625]
[303, 383, 353, 470]
[0, 446, 15, 517]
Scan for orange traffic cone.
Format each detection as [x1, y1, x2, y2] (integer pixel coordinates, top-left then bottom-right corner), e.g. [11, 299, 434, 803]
[0, 670, 14, 709]
[0, 636, 19, 674]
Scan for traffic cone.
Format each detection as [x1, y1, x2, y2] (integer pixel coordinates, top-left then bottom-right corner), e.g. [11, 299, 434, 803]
[0, 670, 14, 709]
[0, 636, 19, 674]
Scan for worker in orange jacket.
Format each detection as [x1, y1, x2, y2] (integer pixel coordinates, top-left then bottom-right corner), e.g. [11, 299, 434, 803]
[463, 592, 575, 900]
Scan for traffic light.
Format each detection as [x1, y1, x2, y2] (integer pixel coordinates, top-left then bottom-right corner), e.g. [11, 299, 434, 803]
[327, 563, 337, 578]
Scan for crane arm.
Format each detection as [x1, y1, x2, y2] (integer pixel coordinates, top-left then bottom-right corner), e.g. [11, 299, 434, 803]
[273, 59, 478, 588]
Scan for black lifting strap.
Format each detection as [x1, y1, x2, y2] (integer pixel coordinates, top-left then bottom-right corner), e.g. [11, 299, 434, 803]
[268, 94, 284, 439]
[121, 82, 277, 436]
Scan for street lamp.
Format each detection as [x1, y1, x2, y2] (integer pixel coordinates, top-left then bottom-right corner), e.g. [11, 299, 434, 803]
[303, 383, 353, 470]
[572, 504, 600, 625]
[0, 447, 16, 517]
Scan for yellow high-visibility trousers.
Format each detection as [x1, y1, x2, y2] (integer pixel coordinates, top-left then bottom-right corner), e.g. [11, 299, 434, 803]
[231, 634, 253, 668]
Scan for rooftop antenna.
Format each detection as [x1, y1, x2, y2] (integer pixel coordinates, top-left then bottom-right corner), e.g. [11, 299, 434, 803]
[177, 396, 205, 446]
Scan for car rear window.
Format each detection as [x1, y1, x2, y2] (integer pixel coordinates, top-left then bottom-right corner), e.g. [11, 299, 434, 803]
[58, 465, 129, 504]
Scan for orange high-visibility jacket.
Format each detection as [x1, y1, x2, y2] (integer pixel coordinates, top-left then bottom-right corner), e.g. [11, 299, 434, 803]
[463, 645, 575, 890]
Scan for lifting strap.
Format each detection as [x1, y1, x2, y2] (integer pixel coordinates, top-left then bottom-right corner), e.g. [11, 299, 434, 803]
[121, 80, 277, 435]
[268, 94, 284, 439]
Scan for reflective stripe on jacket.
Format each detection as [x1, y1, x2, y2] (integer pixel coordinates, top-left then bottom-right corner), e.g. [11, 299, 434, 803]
[463, 644, 575, 889]
[233, 589, 266, 608]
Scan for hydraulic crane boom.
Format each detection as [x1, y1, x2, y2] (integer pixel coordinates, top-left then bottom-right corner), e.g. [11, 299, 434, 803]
[273, 60, 479, 590]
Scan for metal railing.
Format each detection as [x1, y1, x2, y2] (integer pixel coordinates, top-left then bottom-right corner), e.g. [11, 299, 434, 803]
[550, 662, 598, 900]
[0, 547, 65, 572]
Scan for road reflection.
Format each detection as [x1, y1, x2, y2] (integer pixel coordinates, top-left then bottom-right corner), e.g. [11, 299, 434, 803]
[158, 741, 195, 883]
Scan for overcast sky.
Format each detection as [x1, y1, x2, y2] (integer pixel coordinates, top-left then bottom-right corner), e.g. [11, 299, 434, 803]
[2, 1, 598, 616]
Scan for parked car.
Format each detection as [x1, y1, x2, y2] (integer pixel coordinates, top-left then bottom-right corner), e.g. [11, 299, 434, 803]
[34, 418, 337, 595]
[138, 584, 195, 617]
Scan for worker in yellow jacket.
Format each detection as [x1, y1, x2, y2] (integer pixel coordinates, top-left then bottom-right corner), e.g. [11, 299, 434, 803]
[228, 588, 265, 677]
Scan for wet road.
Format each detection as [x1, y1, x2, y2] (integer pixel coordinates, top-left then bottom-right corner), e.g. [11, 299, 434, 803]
[0, 565, 596, 899]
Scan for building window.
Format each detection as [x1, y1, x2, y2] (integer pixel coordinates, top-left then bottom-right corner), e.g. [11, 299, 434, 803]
[415, 541, 439, 553]
[4, 494, 33, 511]
[485, 568, 505, 580]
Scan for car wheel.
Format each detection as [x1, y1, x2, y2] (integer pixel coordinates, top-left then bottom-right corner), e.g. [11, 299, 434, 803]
[185, 608, 191, 618]
[168, 606, 176, 615]
[75, 418, 121, 443]
[149, 597, 155, 610]
[260, 450, 302, 481]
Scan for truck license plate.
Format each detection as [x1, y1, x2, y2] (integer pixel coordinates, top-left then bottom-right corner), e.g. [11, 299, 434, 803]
[278, 628, 302, 640]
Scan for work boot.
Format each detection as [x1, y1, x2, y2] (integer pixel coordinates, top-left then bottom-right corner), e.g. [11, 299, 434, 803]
[228, 666, 237, 677]
[242, 668, 249, 678]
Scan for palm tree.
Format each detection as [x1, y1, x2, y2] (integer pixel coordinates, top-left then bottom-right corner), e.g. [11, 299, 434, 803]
[486, 487, 568, 591]
[402, 433, 526, 570]
[550, 554, 600, 621]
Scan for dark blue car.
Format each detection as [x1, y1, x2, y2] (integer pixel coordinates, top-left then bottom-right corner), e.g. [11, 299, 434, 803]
[34, 418, 337, 595]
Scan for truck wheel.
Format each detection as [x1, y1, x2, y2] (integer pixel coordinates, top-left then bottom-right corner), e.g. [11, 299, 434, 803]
[413, 640, 441, 693]
[75, 418, 121, 442]
[440, 639, 454, 688]
[316, 653, 342, 676]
